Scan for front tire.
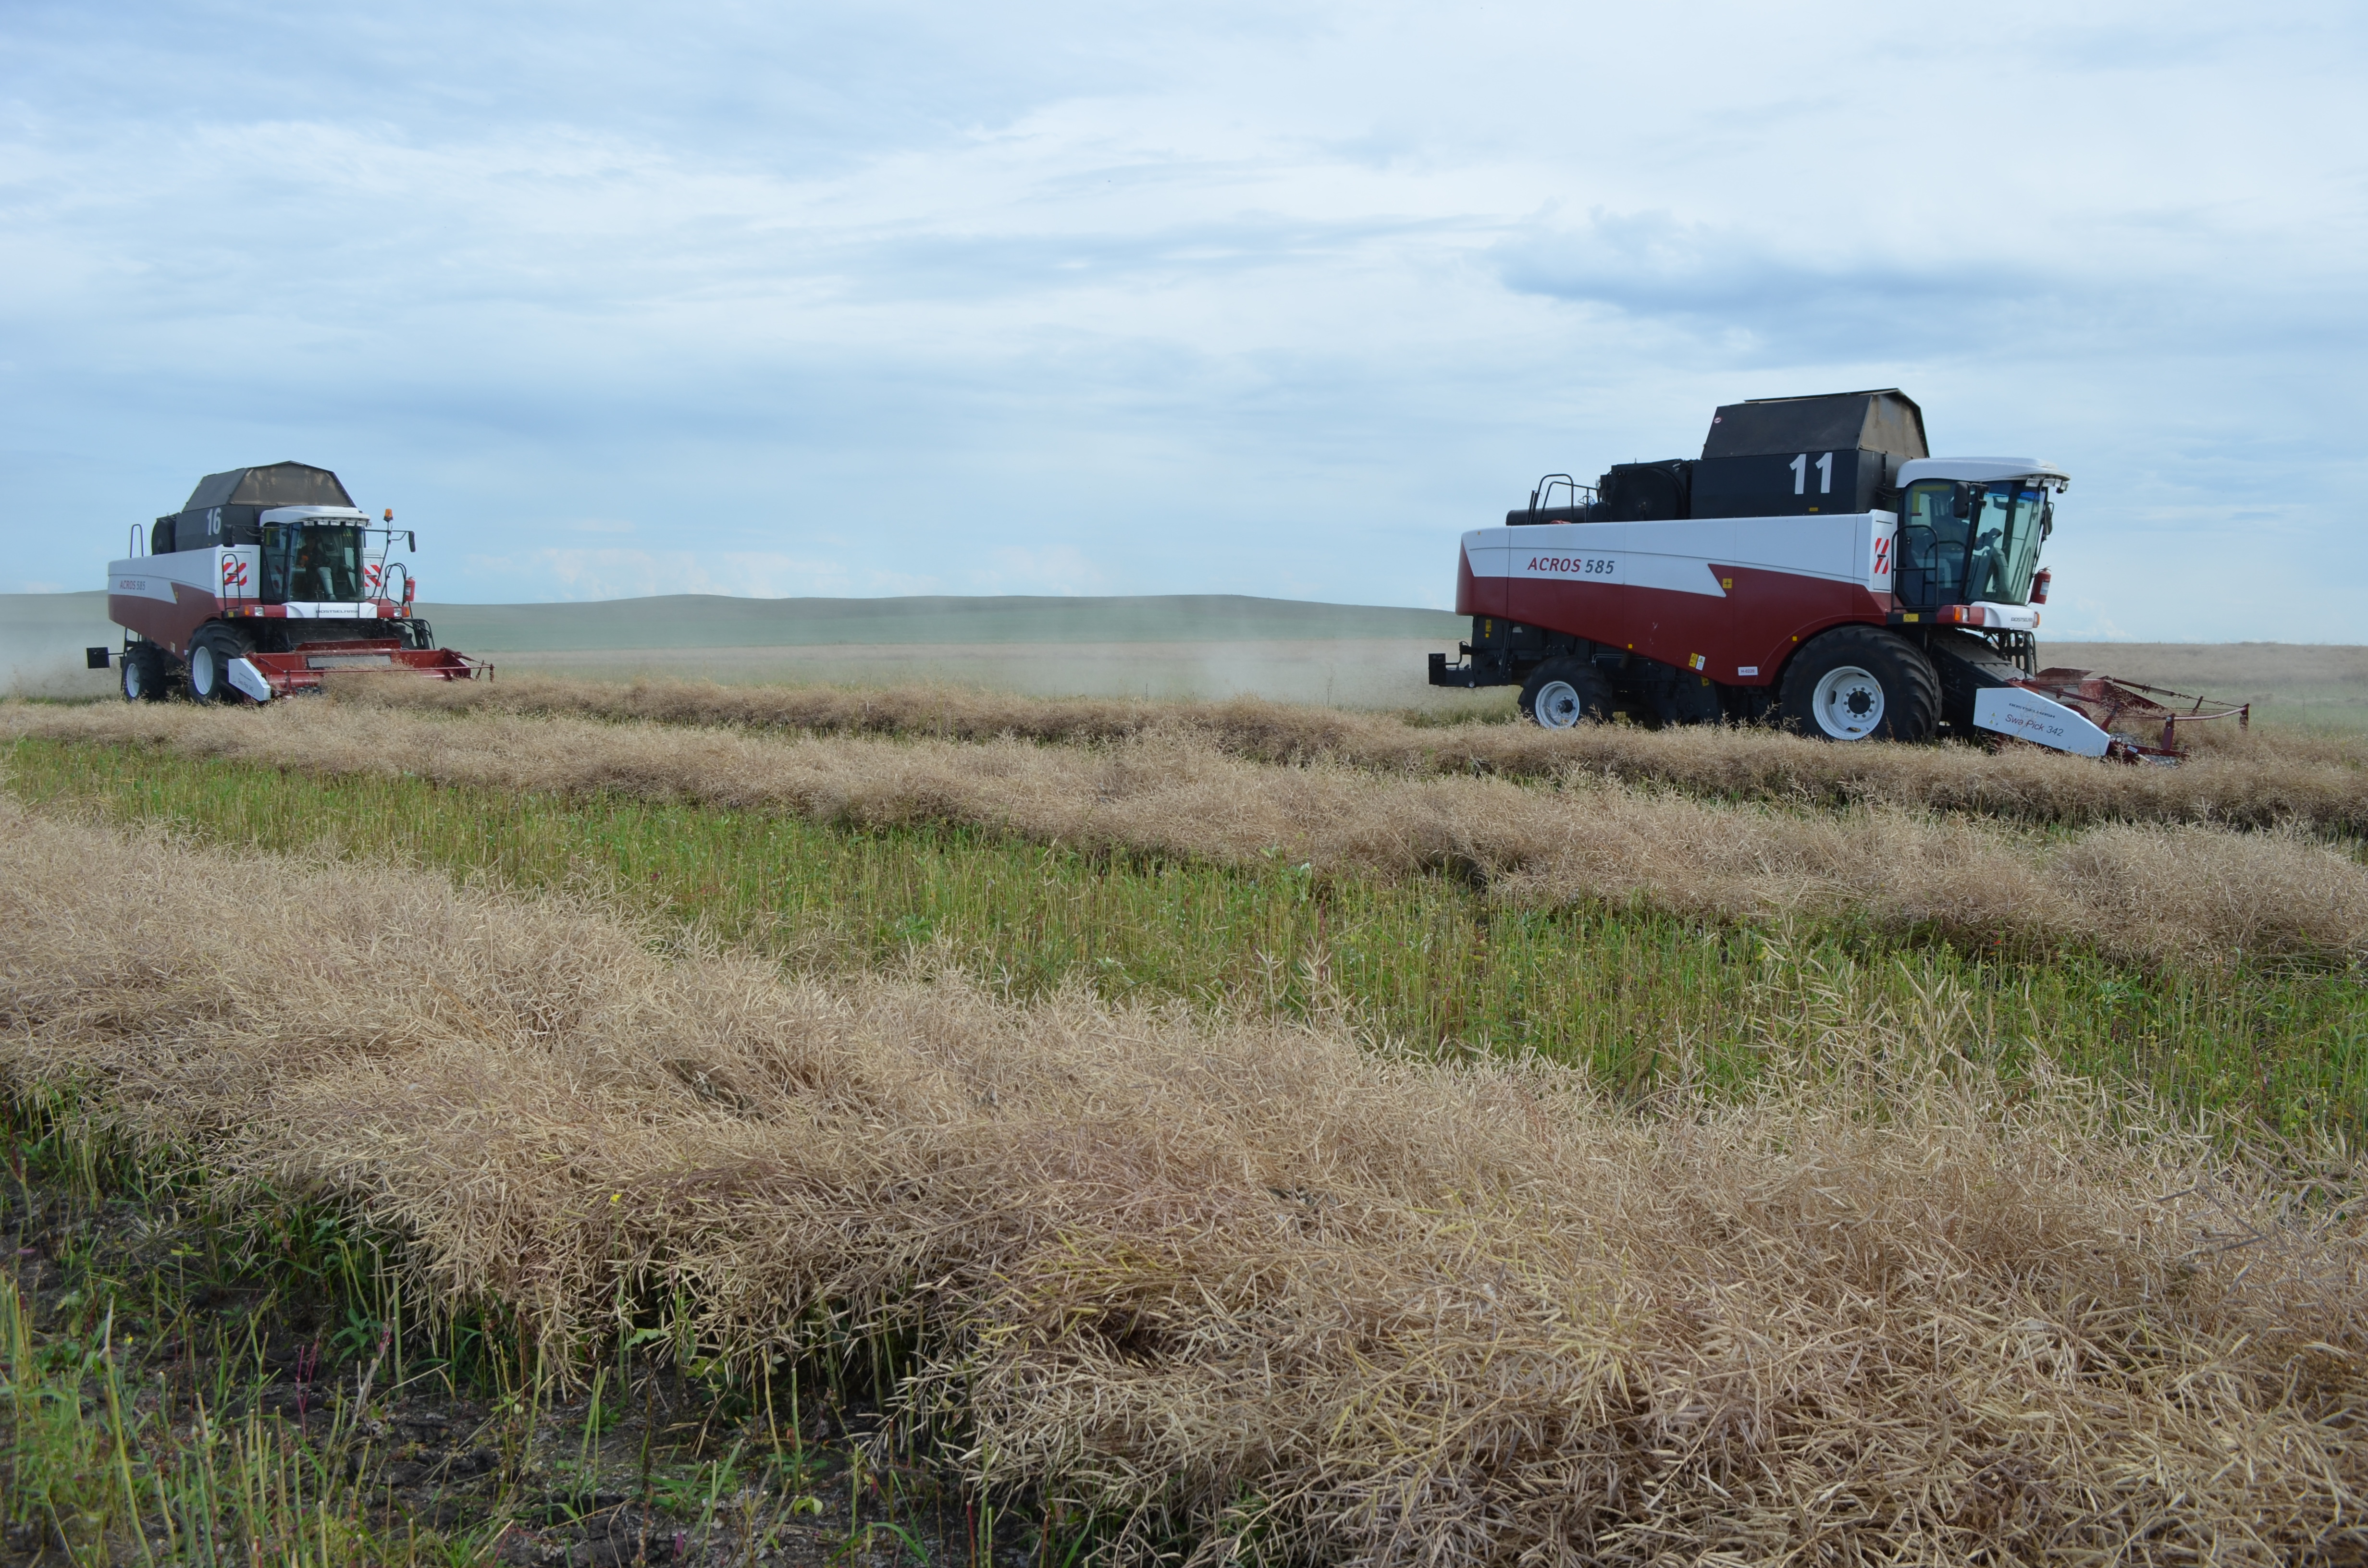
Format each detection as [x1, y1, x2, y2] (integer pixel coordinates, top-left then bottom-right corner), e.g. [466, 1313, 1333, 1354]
[1778, 626, 1939, 743]
[1519, 657, 1616, 730]
[185, 624, 255, 704]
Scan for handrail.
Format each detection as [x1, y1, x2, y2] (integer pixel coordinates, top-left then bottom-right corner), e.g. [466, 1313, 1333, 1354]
[128, 523, 145, 558]
[1528, 473, 1596, 512]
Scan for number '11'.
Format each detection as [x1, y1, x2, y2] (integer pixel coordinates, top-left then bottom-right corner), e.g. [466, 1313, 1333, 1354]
[1790, 453, 1834, 496]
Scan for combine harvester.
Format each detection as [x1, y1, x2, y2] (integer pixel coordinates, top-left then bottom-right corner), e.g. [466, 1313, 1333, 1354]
[94, 463, 483, 702]
[1430, 390, 2244, 760]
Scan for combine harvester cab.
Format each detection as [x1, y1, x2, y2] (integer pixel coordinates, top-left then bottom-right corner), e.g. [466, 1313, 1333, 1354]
[96, 463, 486, 702]
[1429, 391, 2245, 760]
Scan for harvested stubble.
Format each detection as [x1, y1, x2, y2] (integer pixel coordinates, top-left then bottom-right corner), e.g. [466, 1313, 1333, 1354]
[348, 672, 2368, 834]
[5, 803, 2366, 1563]
[9, 699, 2368, 970]
[20, 732, 2368, 1138]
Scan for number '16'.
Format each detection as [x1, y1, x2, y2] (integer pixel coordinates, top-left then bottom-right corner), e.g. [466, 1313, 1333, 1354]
[1789, 452, 1834, 496]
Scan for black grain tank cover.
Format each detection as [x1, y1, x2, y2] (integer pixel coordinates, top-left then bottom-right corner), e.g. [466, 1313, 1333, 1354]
[184, 463, 354, 511]
[1690, 390, 1927, 521]
[1700, 391, 1926, 462]
[160, 463, 355, 553]
[1595, 460, 1693, 522]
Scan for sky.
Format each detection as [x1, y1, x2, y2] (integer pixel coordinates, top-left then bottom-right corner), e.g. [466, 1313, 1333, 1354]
[1, 0, 2363, 639]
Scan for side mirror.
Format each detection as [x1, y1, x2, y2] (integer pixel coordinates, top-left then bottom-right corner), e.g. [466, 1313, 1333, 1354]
[1952, 485, 1973, 521]
[408, 531, 417, 551]
[85, 647, 111, 670]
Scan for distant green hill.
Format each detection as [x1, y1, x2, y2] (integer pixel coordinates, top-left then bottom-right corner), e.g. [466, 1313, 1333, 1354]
[415, 594, 1464, 652]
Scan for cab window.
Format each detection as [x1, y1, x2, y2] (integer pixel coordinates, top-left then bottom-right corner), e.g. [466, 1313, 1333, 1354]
[1897, 481, 1967, 608]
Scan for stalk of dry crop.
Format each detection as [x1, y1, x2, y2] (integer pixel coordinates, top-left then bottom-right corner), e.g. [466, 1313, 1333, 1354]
[9, 700, 2367, 969]
[342, 672, 2368, 834]
[2, 803, 2364, 1563]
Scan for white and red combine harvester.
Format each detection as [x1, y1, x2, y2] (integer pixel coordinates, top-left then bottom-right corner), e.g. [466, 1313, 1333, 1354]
[94, 463, 485, 702]
[1429, 390, 2244, 759]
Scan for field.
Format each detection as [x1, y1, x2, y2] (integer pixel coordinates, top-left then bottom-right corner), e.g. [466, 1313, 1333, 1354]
[0, 594, 1481, 711]
[12, 589, 2366, 723]
[4, 666, 2368, 1563]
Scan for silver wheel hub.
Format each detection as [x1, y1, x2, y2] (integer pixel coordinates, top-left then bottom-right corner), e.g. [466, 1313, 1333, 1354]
[1810, 664, 1885, 740]
[1533, 679, 1585, 728]
[191, 646, 216, 695]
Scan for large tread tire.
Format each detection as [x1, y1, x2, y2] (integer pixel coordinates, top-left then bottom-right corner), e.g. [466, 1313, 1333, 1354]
[185, 623, 256, 704]
[1519, 657, 1617, 730]
[120, 645, 171, 703]
[1777, 626, 1939, 743]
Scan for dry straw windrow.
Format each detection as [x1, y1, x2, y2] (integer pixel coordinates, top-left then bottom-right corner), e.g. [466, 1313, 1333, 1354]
[2, 802, 2364, 1563]
[350, 672, 2368, 834]
[8, 700, 2368, 969]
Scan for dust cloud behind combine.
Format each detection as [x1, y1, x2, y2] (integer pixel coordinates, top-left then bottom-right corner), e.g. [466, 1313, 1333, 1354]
[479, 637, 1470, 709]
[419, 593, 1480, 710]
[0, 591, 119, 701]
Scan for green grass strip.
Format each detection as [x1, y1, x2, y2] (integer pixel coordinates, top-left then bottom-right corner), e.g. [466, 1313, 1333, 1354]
[10, 735, 2367, 1136]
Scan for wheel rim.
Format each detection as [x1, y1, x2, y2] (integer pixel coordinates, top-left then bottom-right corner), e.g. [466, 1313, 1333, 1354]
[191, 646, 217, 697]
[1810, 664, 1885, 740]
[1532, 679, 1585, 728]
[123, 661, 141, 700]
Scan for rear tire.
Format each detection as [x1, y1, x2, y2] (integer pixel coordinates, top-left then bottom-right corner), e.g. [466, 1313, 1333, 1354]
[120, 645, 170, 703]
[1778, 626, 1939, 743]
[185, 624, 255, 704]
[1519, 657, 1616, 730]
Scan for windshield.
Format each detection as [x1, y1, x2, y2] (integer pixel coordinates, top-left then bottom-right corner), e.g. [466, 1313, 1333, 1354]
[1984, 483, 2050, 603]
[1897, 480, 2052, 608]
[263, 523, 368, 602]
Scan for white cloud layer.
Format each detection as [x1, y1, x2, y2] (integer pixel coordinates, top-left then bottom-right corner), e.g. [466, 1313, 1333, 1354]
[1, 0, 2363, 638]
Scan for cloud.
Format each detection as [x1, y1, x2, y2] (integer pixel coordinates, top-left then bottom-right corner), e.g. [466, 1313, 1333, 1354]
[1489, 205, 2364, 370]
[1492, 210, 2053, 359]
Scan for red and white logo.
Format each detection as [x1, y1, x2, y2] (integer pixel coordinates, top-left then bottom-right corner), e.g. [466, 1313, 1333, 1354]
[365, 564, 383, 592]
[1872, 536, 1891, 578]
[220, 555, 250, 591]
